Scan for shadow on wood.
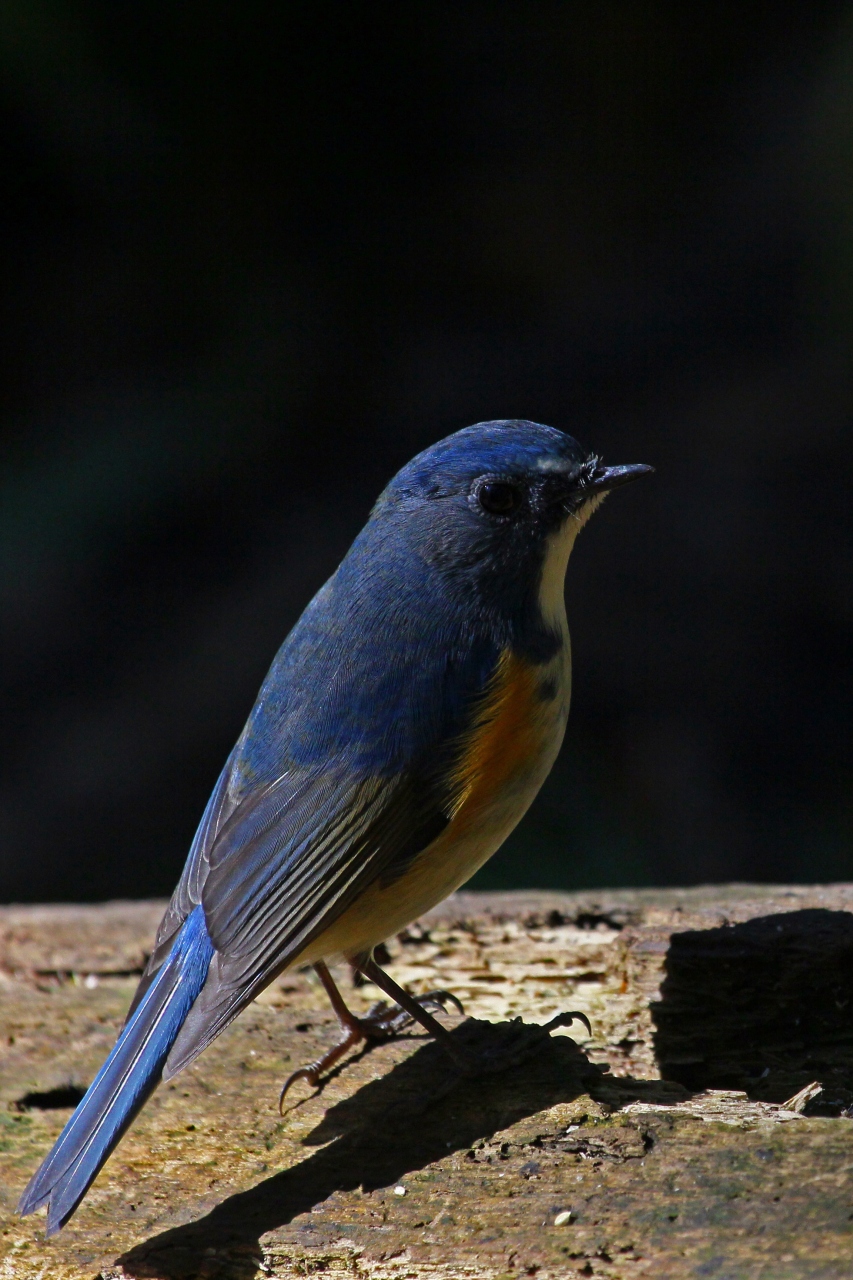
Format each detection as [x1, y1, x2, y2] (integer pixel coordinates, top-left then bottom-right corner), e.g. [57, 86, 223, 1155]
[117, 1018, 597, 1280]
[652, 909, 853, 1110]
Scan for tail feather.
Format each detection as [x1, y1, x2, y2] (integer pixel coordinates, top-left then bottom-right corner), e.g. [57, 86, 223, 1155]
[18, 906, 213, 1235]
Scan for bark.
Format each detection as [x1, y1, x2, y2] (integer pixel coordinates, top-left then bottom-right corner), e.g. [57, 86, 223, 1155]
[2, 884, 853, 1278]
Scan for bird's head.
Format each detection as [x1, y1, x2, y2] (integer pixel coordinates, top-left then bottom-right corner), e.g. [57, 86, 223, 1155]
[370, 420, 651, 614]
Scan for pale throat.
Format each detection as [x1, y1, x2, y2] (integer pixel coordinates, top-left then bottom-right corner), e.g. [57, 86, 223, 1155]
[536, 493, 606, 633]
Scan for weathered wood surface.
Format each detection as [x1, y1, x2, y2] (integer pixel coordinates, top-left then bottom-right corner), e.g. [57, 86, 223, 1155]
[3, 885, 853, 1278]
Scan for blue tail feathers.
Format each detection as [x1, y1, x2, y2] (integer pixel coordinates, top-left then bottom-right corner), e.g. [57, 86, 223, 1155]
[18, 906, 214, 1235]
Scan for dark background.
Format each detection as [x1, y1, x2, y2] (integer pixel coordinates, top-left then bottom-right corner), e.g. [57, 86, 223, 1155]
[2, 2, 852, 903]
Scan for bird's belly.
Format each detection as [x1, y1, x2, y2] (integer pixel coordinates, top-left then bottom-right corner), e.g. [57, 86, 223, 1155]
[300, 645, 571, 963]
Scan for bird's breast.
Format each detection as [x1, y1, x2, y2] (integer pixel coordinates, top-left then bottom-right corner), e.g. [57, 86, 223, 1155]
[300, 640, 571, 963]
[446, 642, 571, 834]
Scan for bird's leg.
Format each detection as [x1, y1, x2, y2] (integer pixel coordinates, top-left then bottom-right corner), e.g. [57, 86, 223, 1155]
[278, 962, 366, 1108]
[359, 954, 593, 1077]
[356, 953, 473, 1069]
[278, 957, 463, 1109]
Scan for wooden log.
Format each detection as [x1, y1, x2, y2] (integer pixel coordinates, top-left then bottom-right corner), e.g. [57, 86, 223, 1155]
[3, 885, 853, 1278]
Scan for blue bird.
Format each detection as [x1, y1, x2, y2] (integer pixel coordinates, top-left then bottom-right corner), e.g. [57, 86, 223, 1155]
[18, 419, 650, 1234]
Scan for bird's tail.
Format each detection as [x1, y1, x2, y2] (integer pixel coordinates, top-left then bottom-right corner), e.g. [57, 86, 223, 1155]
[18, 905, 214, 1235]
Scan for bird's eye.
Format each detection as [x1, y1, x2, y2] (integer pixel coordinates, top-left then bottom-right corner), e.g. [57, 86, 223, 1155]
[477, 480, 523, 516]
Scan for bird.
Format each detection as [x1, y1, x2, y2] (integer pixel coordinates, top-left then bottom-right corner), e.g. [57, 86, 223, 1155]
[18, 419, 651, 1234]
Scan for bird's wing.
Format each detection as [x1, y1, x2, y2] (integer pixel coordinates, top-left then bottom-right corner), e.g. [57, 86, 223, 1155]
[158, 751, 238, 950]
[162, 758, 450, 1077]
[124, 750, 238, 1022]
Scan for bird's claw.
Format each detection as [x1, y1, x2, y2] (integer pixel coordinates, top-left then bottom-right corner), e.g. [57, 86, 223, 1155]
[447, 1009, 593, 1078]
[278, 988, 466, 1109]
[362, 988, 465, 1037]
[542, 1009, 592, 1037]
[279, 1064, 323, 1111]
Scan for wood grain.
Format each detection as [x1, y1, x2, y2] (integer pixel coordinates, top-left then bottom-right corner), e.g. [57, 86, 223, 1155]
[3, 885, 853, 1278]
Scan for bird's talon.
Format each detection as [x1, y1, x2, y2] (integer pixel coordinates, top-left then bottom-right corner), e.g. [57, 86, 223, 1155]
[431, 988, 465, 1016]
[278, 977, 464, 1109]
[542, 1009, 592, 1037]
[357, 988, 464, 1040]
[445, 1009, 593, 1079]
[278, 1066, 320, 1112]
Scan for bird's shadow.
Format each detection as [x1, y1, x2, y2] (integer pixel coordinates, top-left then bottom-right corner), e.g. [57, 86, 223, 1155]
[117, 1017, 608, 1280]
[117, 908, 853, 1277]
[652, 907, 853, 1110]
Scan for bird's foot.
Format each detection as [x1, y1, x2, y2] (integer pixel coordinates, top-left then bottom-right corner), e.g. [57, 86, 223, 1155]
[278, 987, 464, 1109]
[355, 954, 592, 1079]
[358, 988, 464, 1039]
[279, 1024, 364, 1109]
[446, 1009, 593, 1077]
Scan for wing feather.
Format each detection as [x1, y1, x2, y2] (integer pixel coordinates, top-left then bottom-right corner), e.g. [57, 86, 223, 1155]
[123, 750, 238, 1022]
[162, 764, 448, 1077]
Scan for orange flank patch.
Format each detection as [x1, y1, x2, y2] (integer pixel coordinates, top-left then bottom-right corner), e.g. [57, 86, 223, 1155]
[298, 650, 550, 962]
[298, 648, 555, 963]
[448, 649, 543, 830]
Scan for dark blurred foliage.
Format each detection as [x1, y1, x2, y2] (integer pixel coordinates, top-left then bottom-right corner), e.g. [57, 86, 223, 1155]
[2, 2, 853, 903]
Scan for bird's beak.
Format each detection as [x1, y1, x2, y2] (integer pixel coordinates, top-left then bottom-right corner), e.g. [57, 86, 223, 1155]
[583, 463, 654, 494]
